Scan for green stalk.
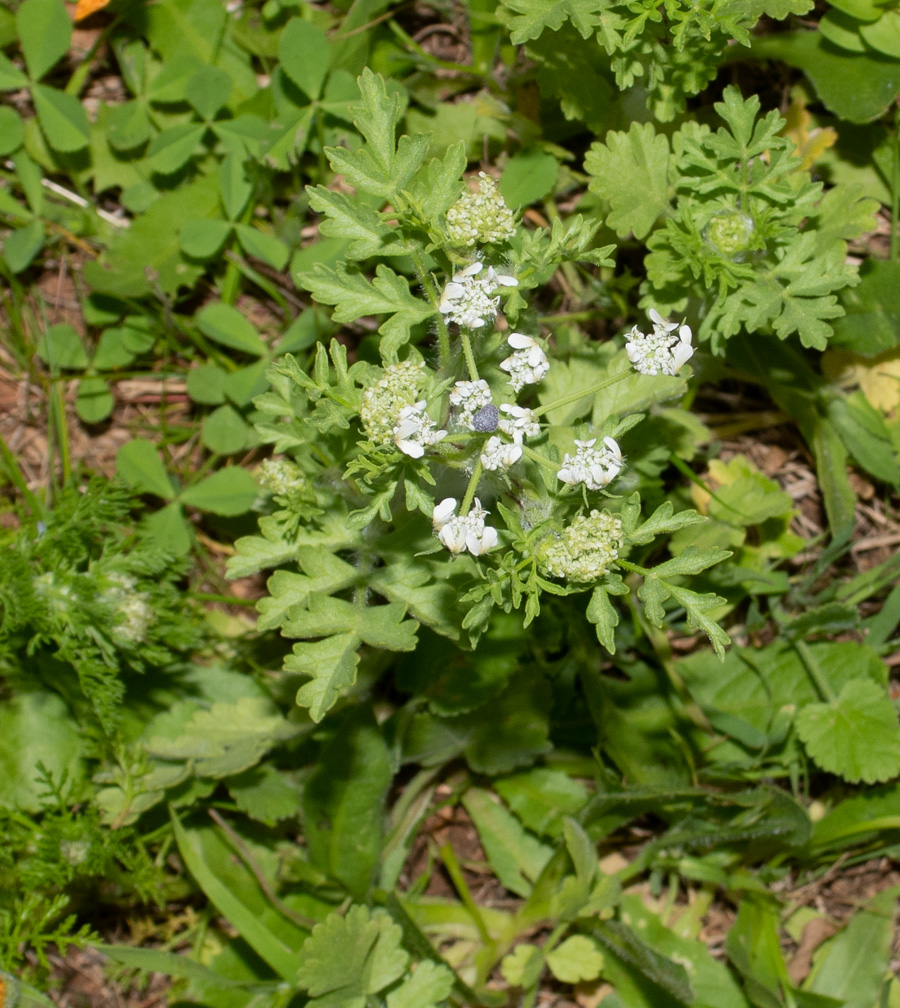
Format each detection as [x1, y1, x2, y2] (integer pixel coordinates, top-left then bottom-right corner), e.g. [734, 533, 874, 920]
[436, 841, 492, 944]
[460, 331, 479, 381]
[892, 103, 900, 263]
[793, 638, 837, 703]
[521, 443, 561, 474]
[459, 457, 484, 514]
[531, 368, 632, 419]
[408, 246, 452, 368]
[0, 431, 45, 518]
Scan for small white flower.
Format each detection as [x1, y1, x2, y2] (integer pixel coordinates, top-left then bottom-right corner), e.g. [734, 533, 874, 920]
[439, 263, 518, 329]
[480, 435, 522, 471]
[499, 333, 550, 392]
[392, 400, 447, 458]
[360, 360, 427, 443]
[498, 404, 540, 443]
[625, 311, 694, 376]
[432, 497, 499, 556]
[557, 436, 624, 490]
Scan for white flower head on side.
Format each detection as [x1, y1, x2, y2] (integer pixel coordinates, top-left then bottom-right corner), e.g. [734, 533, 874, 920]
[499, 333, 550, 392]
[432, 497, 499, 556]
[557, 436, 624, 490]
[625, 309, 694, 376]
[536, 510, 624, 582]
[480, 435, 522, 471]
[392, 400, 447, 458]
[439, 262, 518, 329]
[449, 379, 492, 430]
[498, 404, 540, 443]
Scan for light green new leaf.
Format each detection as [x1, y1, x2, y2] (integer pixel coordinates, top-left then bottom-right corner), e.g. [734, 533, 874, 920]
[257, 547, 358, 631]
[501, 944, 545, 988]
[289, 633, 360, 721]
[586, 584, 621, 653]
[279, 18, 330, 100]
[462, 787, 554, 897]
[546, 935, 604, 984]
[32, 84, 90, 152]
[307, 185, 402, 260]
[405, 141, 467, 223]
[501, 0, 604, 43]
[796, 678, 900, 784]
[298, 905, 408, 1007]
[386, 960, 454, 1008]
[180, 467, 258, 515]
[327, 133, 431, 200]
[349, 67, 404, 175]
[116, 439, 175, 499]
[17, 0, 71, 80]
[585, 123, 671, 239]
[196, 301, 267, 355]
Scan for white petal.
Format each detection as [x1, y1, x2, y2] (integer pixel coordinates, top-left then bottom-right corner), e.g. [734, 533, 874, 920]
[397, 440, 425, 458]
[507, 332, 535, 349]
[440, 523, 468, 553]
[433, 498, 457, 528]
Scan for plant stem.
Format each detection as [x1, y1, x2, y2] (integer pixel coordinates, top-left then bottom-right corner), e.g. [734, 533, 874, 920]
[409, 246, 451, 368]
[521, 443, 560, 474]
[459, 457, 484, 514]
[892, 102, 900, 262]
[793, 638, 837, 703]
[531, 368, 632, 419]
[437, 841, 492, 944]
[0, 431, 45, 518]
[460, 331, 479, 381]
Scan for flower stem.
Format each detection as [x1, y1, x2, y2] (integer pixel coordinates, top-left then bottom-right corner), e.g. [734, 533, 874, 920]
[459, 457, 484, 514]
[460, 331, 479, 381]
[409, 246, 451, 368]
[521, 444, 559, 474]
[794, 638, 837, 703]
[531, 368, 632, 419]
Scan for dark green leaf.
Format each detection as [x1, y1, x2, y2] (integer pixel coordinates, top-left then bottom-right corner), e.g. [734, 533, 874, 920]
[17, 0, 70, 80]
[196, 301, 267, 356]
[278, 18, 330, 100]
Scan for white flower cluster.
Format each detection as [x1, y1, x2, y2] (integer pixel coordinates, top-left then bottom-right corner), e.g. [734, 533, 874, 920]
[445, 172, 517, 247]
[625, 309, 694, 376]
[439, 263, 517, 329]
[103, 572, 155, 645]
[499, 333, 550, 392]
[536, 510, 624, 582]
[393, 401, 447, 458]
[449, 379, 492, 430]
[360, 360, 426, 443]
[498, 404, 540, 442]
[432, 497, 498, 556]
[257, 457, 306, 497]
[557, 436, 624, 490]
[481, 436, 521, 471]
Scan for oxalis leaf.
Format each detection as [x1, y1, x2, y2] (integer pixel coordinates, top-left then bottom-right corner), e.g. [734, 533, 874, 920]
[796, 678, 900, 784]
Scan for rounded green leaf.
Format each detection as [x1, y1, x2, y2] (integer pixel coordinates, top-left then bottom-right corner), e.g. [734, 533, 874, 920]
[186, 65, 232, 121]
[32, 83, 90, 152]
[818, 10, 867, 52]
[219, 151, 253, 221]
[546, 936, 604, 984]
[4, 218, 44, 273]
[196, 301, 267, 355]
[0, 106, 24, 155]
[186, 362, 227, 404]
[107, 99, 152, 151]
[36, 323, 87, 370]
[76, 376, 115, 424]
[501, 945, 544, 988]
[181, 467, 257, 515]
[500, 150, 558, 208]
[201, 404, 249, 454]
[222, 358, 269, 406]
[0, 52, 28, 90]
[116, 439, 176, 499]
[17, 0, 71, 80]
[278, 19, 330, 100]
[234, 223, 289, 270]
[92, 328, 136, 370]
[180, 218, 232, 259]
[860, 11, 900, 57]
[148, 122, 205, 175]
[828, 0, 884, 21]
[796, 678, 900, 784]
[143, 500, 191, 555]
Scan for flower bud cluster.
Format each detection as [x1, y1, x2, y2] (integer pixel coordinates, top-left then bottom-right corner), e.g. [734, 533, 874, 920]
[439, 263, 518, 329]
[257, 457, 307, 497]
[360, 360, 427, 443]
[445, 172, 517, 247]
[625, 309, 694, 376]
[499, 333, 550, 392]
[432, 497, 498, 556]
[557, 436, 624, 490]
[536, 510, 624, 582]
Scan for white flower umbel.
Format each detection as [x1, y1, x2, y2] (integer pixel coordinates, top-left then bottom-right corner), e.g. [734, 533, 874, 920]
[392, 400, 447, 458]
[499, 333, 550, 392]
[432, 497, 499, 556]
[557, 436, 624, 490]
[360, 360, 426, 443]
[536, 510, 624, 582]
[439, 262, 518, 329]
[498, 403, 540, 443]
[625, 309, 694, 376]
[446, 172, 517, 247]
[480, 435, 522, 471]
[257, 457, 307, 497]
[449, 379, 492, 430]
